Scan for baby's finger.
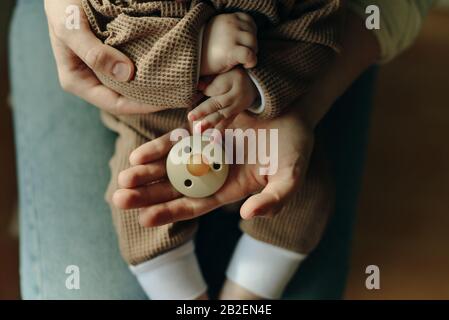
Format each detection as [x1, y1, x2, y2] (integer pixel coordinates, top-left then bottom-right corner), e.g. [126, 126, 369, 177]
[188, 95, 230, 122]
[198, 75, 216, 92]
[118, 161, 167, 188]
[201, 75, 232, 97]
[112, 181, 182, 210]
[195, 113, 224, 133]
[188, 99, 215, 122]
[235, 12, 258, 34]
[238, 31, 258, 54]
[196, 105, 236, 133]
[229, 46, 257, 69]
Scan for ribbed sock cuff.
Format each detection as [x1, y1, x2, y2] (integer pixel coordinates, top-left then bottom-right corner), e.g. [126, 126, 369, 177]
[130, 241, 207, 300]
[226, 234, 306, 299]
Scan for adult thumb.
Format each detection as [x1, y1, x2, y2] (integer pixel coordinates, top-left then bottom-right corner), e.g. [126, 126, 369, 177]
[240, 178, 297, 220]
[66, 29, 134, 82]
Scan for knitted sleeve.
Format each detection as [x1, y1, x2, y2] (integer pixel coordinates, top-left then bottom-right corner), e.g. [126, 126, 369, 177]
[82, 0, 216, 109]
[227, 0, 343, 120]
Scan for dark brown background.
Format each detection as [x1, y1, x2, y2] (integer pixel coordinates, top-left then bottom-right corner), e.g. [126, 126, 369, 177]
[1, 4, 448, 300]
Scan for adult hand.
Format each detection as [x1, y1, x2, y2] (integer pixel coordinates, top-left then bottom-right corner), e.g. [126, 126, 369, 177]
[113, 110, 315, 227]
[44, 0, 166, 114]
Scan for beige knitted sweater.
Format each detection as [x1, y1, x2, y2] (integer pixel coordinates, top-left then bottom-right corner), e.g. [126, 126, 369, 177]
[82, 0, 342, 120]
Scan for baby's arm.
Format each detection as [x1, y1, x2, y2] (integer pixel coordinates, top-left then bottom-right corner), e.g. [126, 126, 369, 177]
[189, 68, 258, 133]
[190, 13, 260, 132]
[188, 68, 258, 133]
[191, 0, 343, 122]
[191, 0, 342, 131]
[244, 0, 343, 119]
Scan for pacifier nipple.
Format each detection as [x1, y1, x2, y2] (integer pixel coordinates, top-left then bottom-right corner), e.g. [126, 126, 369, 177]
[187, 154, 210, 176]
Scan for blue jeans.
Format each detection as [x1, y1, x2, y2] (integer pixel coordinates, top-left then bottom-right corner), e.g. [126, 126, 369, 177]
[10, 0, 376, 299]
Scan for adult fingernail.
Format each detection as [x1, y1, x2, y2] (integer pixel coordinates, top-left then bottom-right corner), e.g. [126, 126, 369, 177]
[112, 62, 132, 82]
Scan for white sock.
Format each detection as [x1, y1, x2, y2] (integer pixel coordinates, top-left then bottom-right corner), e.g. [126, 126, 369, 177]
[226, 234, 306, 299]
[129, 241, 207, 300]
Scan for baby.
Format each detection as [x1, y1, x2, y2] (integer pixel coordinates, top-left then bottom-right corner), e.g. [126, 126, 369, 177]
[82, 0, 341, 299]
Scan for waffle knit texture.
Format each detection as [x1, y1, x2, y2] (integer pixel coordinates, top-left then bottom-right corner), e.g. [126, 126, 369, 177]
[82, 0, 342, 119]
[83, 0, 341, 265]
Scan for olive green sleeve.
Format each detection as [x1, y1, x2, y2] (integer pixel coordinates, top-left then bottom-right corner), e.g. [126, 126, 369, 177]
[348, 0, 435, 63]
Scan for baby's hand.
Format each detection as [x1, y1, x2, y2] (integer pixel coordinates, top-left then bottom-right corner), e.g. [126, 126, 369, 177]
[200, 13, 258, 76]
[188, 68, 258, 133]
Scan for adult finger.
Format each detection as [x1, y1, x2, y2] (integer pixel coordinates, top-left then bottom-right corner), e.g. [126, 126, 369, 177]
[118, 161, 167, 188]
[112, 181, 181, 210]
[129, 131, 179, 166]
[74, 78, 162, 114]
[138, 196, 224, 227]
[240, 175, 298, 219]
[138, 168, 254, 227]
[50, 6, 134, 82]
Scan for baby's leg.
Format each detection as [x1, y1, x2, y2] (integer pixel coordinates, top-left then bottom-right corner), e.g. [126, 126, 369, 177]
[221, 143, 334, 300]
[102, 112, 206, 300]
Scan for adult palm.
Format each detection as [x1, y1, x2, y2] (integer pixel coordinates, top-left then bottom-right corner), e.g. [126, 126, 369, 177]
[113, 111, 315, 227]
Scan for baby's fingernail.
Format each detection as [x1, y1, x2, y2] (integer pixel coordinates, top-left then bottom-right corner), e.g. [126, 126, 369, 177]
[112, 62, 132, 82]
[194, 122, 202, 134]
